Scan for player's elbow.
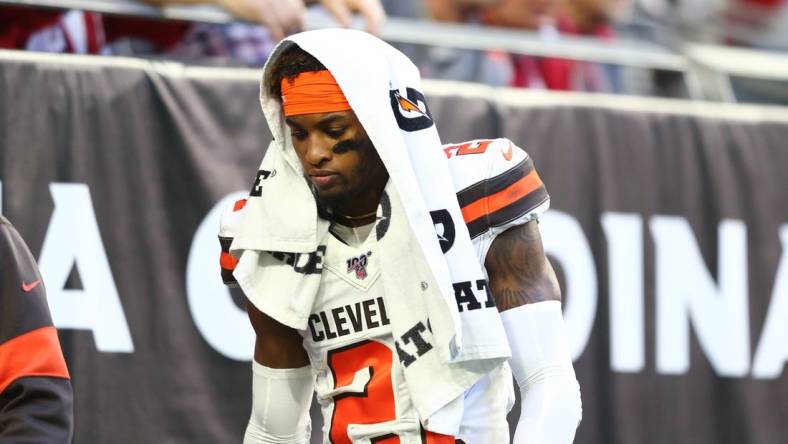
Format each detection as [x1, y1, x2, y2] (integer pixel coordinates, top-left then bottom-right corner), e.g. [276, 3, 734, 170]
[559, 376, 583, 441]
[243, 421, 309, 444]
[514, 368, 582, 443]
[558, 374, 583, 431]
[540, 368, 582, 425]
[244, 363, 313, 444]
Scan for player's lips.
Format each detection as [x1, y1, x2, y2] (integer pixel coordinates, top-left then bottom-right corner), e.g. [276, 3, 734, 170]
[309, 171, 339, 187]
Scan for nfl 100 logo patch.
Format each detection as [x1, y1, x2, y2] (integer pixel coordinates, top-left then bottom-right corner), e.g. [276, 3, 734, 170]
[346, 252, 372, 280]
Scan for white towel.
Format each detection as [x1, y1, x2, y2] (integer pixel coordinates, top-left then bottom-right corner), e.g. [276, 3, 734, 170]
[231, 29, 511, 433]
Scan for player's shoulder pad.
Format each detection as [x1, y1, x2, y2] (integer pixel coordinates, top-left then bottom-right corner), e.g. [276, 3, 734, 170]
[445, 138, 550, 239]
[442, 138, 530, 192]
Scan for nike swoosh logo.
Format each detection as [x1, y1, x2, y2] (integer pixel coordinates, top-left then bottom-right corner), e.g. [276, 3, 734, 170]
[502, 143, 514, 161]
[22, 280, 41, 292]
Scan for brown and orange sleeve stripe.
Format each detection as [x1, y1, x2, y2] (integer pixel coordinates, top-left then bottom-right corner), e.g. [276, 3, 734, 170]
[456, 157, 549, 239]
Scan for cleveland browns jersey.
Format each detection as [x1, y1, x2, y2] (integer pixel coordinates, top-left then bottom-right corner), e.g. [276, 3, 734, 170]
[221, 138, 549, 443]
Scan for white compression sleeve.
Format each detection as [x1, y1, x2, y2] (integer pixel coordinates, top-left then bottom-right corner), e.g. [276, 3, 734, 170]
[500, 301, 582, 444]
[243, 362, 315, 444]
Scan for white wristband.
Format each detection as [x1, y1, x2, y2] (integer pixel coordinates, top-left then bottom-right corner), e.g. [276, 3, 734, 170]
[243, 362, 315, 444]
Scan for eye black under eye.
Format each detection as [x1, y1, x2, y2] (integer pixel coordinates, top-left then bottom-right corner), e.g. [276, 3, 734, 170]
[332, 138, 360, 154]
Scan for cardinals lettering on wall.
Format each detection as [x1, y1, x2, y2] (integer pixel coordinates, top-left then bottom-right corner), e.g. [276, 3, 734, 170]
[12, 180, 787, 381]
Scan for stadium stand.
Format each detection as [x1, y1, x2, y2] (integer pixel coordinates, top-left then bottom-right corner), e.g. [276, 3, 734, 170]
[1, 0, 787, 103]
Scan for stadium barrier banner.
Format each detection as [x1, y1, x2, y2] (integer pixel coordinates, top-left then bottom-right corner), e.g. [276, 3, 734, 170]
[1, 53, 787, 444]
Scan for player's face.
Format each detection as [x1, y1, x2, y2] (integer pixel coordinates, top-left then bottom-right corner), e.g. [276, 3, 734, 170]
[285, 111, 388, 214]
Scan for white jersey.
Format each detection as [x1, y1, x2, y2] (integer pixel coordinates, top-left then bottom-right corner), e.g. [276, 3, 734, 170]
[300, 138, 550, 443]
[219, 138, 550, 442]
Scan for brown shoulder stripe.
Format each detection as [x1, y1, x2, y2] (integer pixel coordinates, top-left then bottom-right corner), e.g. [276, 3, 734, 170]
[464, 187, 549, 239]
[458, 157, 547, 239]
[456, 157, 533, 208]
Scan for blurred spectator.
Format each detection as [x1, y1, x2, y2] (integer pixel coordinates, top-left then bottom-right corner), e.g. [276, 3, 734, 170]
[545, 0, 628, 91]
[420, 0, 558, 87]
[631, 0, 787, 48]
[557, 0, 626, 39]
[0, 8, 108, 54]
[486, 0, 629, 91]
[143, 0, 384, 40]
[484, 0, 554, 29]
[724, 0, 788, 103]
[482, 0, 566, 88]
[152, 0, 384, 65]
[420, 0, 626, 92]
[0, 0, 385, 66]
[424, 0, 500, 23]
[724, 0, 788, 49]
[634, 0, 721, 42]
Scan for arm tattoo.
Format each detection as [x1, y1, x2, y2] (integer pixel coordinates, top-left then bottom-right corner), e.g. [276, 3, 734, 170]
[484, 220, 561, 311]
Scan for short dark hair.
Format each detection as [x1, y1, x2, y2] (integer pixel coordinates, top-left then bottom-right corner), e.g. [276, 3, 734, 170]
[265, 42, 326, 100]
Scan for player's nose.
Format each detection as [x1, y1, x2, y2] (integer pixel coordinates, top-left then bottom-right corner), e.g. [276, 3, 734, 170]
[304, 136, 332, 166]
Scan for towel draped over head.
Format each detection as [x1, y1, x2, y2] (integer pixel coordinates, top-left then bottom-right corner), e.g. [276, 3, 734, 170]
[230, 28, 511, 433]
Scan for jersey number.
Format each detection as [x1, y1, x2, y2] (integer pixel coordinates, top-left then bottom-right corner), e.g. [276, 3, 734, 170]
[327, 340, 455, 444]
[443, 140, 493, 159]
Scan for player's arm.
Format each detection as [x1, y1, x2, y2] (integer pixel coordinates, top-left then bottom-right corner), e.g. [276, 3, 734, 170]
[243, 299, 315, 444]
[485, 220, 582, 444]
[0, 218, 73, 443]
[220, 199, 314, 443]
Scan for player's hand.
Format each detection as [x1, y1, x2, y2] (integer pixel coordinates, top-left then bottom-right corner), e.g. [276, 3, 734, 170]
[318, 0, 386, 35]
[217, 0, 306, 40]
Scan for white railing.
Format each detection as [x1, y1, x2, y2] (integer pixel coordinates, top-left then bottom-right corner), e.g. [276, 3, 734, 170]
[0, 0, 231, 22]
[2, 0, 787, 102]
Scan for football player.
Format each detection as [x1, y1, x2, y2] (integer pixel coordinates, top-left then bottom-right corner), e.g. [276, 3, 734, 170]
[221, 35, 581, 443]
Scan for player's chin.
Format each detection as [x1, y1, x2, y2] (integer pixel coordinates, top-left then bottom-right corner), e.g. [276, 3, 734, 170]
[314, 186, 349, 206]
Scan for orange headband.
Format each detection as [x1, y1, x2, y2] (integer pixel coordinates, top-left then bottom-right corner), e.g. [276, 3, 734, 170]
[281, 70, 352, 117]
